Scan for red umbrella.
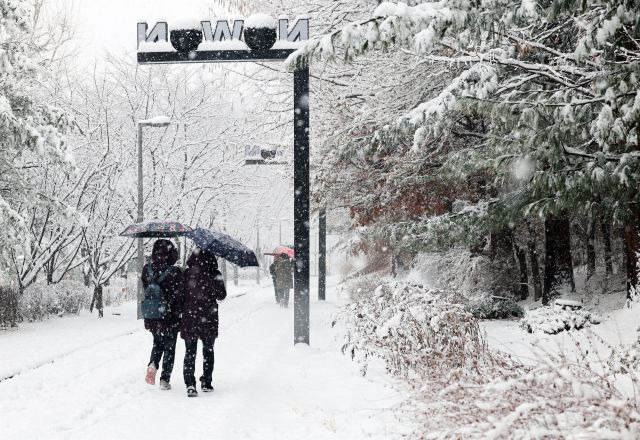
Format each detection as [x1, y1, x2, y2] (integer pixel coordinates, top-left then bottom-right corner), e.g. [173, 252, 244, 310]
[265, 246, 294, 258]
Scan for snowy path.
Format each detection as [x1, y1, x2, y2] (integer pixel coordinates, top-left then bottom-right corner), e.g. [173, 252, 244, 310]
[0, 281, 402, 440]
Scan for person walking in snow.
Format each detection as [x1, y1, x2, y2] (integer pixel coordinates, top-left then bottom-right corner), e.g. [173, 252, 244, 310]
[269, 253, 293, 308]
[181, 248, 227, 397]
[142, 239, 184, 390]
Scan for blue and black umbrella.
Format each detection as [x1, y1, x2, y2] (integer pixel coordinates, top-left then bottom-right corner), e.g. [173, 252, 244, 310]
[120, 220, 192, 238]
[186, 228, 259, 267]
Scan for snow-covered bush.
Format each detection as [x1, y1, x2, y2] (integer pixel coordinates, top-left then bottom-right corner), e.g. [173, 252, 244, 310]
[609, 325, 640, 373]
[18, 281, 91, 322]
[19, 284, 61, 322]
[55, 280, 91, 314]
[341, 275, 638, 438]
[519, 305, 601, 334]
[340, 277, 501, 380]
[609, 344, 640, 374]
[466, 296, 524, 320]
[414, 353, 640, 438]
[0, 286, 19, 328]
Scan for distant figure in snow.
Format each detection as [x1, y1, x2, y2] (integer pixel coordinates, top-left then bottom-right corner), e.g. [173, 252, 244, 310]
[269, 253, 293, 308]
[142, 239, 184, 390]
[181, 248, 227, 397]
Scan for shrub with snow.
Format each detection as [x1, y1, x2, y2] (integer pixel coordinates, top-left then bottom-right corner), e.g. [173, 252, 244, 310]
[609, 344, 640, 373]
[609, 325, 640, 373]
[519, 304, 601, 334]
[341, 275, 638, 438]
[55, 280, 91, 314]
[414, 353, 640, 438]
[0, 286, 19, 328]
[18, 281, 91, 322]
[340, 277, 498, 380]
[466, 296, 524, 320]
[19, 284, 61, 322]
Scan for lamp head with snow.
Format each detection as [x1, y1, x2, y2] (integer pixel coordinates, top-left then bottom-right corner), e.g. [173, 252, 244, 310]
[243, 14, 277, 51]
[170, 28, 203, 54]
[137, 14, 309, 57]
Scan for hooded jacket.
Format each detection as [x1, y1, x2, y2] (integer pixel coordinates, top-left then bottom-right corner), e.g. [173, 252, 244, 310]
[141, 239, 184, 334]
[181, 249, 227, 340]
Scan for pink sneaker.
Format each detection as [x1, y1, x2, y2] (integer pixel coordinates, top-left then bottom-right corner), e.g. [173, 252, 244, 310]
[145, 364, 157, 385]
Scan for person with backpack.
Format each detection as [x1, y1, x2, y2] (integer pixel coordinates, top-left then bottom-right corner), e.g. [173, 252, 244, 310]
[142, 239, 184, 390]
[269, 253, 293, 308]
[181, 248, 227, 397]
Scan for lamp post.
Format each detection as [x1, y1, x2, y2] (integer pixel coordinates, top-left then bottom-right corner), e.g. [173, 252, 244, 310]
[318, 208, 326, 301]
[136, 116, 171, 319]
[256, 214, 261, 285]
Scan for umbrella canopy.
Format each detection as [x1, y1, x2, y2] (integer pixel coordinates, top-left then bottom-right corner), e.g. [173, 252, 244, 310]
[265, 246, 294, 258]
[186, 228, 259, 268]
[120, 221, 192, 238]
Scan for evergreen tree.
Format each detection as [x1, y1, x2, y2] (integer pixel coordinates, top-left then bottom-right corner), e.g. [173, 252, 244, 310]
[289, 0, 640, 298]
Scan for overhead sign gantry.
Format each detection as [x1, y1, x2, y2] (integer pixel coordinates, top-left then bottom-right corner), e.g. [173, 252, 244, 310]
[137, 14, 311, 345]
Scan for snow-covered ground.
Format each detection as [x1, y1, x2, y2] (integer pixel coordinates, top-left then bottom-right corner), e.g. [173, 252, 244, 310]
[0, 279, 404, 440]
[483, 297, 638, 370]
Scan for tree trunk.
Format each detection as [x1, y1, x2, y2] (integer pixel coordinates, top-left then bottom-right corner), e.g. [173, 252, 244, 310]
[527, 221, 543, 301]
[586, 216, 596, 279]
[489, 231, 502, 261]
[624, 209, 640, 300]
[543, 215, 575, 305]
[91, 285, 104, 318]
[601, 215, 613, 276]
[45, 258, 55, 285]
[515, 245, 529, 300]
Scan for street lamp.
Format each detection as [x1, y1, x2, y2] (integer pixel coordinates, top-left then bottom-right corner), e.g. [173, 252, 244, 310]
[136, 116, 171, 319]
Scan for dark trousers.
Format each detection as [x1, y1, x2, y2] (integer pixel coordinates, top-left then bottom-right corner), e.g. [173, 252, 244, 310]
[275, 288, 290, 306]
[149, 331, 177, 382]
[183, 336, 216, 387]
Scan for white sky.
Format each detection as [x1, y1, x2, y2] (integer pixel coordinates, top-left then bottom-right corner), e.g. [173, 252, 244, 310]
[66, 0, 230, 62]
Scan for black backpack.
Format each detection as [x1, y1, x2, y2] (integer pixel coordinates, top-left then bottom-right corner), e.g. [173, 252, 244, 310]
[141, 266, 171, 319]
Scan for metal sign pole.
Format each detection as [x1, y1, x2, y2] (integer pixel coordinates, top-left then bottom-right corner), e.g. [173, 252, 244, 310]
[293, 66, 310, 345]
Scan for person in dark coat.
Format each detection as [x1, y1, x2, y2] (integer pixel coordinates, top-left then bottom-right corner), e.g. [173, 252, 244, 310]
[181, 248, 227, 397]
[142, 239, 184, 390]
[269, 253, 293, 308]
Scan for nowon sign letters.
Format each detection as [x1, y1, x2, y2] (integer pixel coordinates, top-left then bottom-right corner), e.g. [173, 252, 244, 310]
[137, 15, 309, 51]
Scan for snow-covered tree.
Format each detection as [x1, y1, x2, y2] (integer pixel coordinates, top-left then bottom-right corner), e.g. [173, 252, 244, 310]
[0, 0, 71, 284]
[288, 0, 640, 300]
